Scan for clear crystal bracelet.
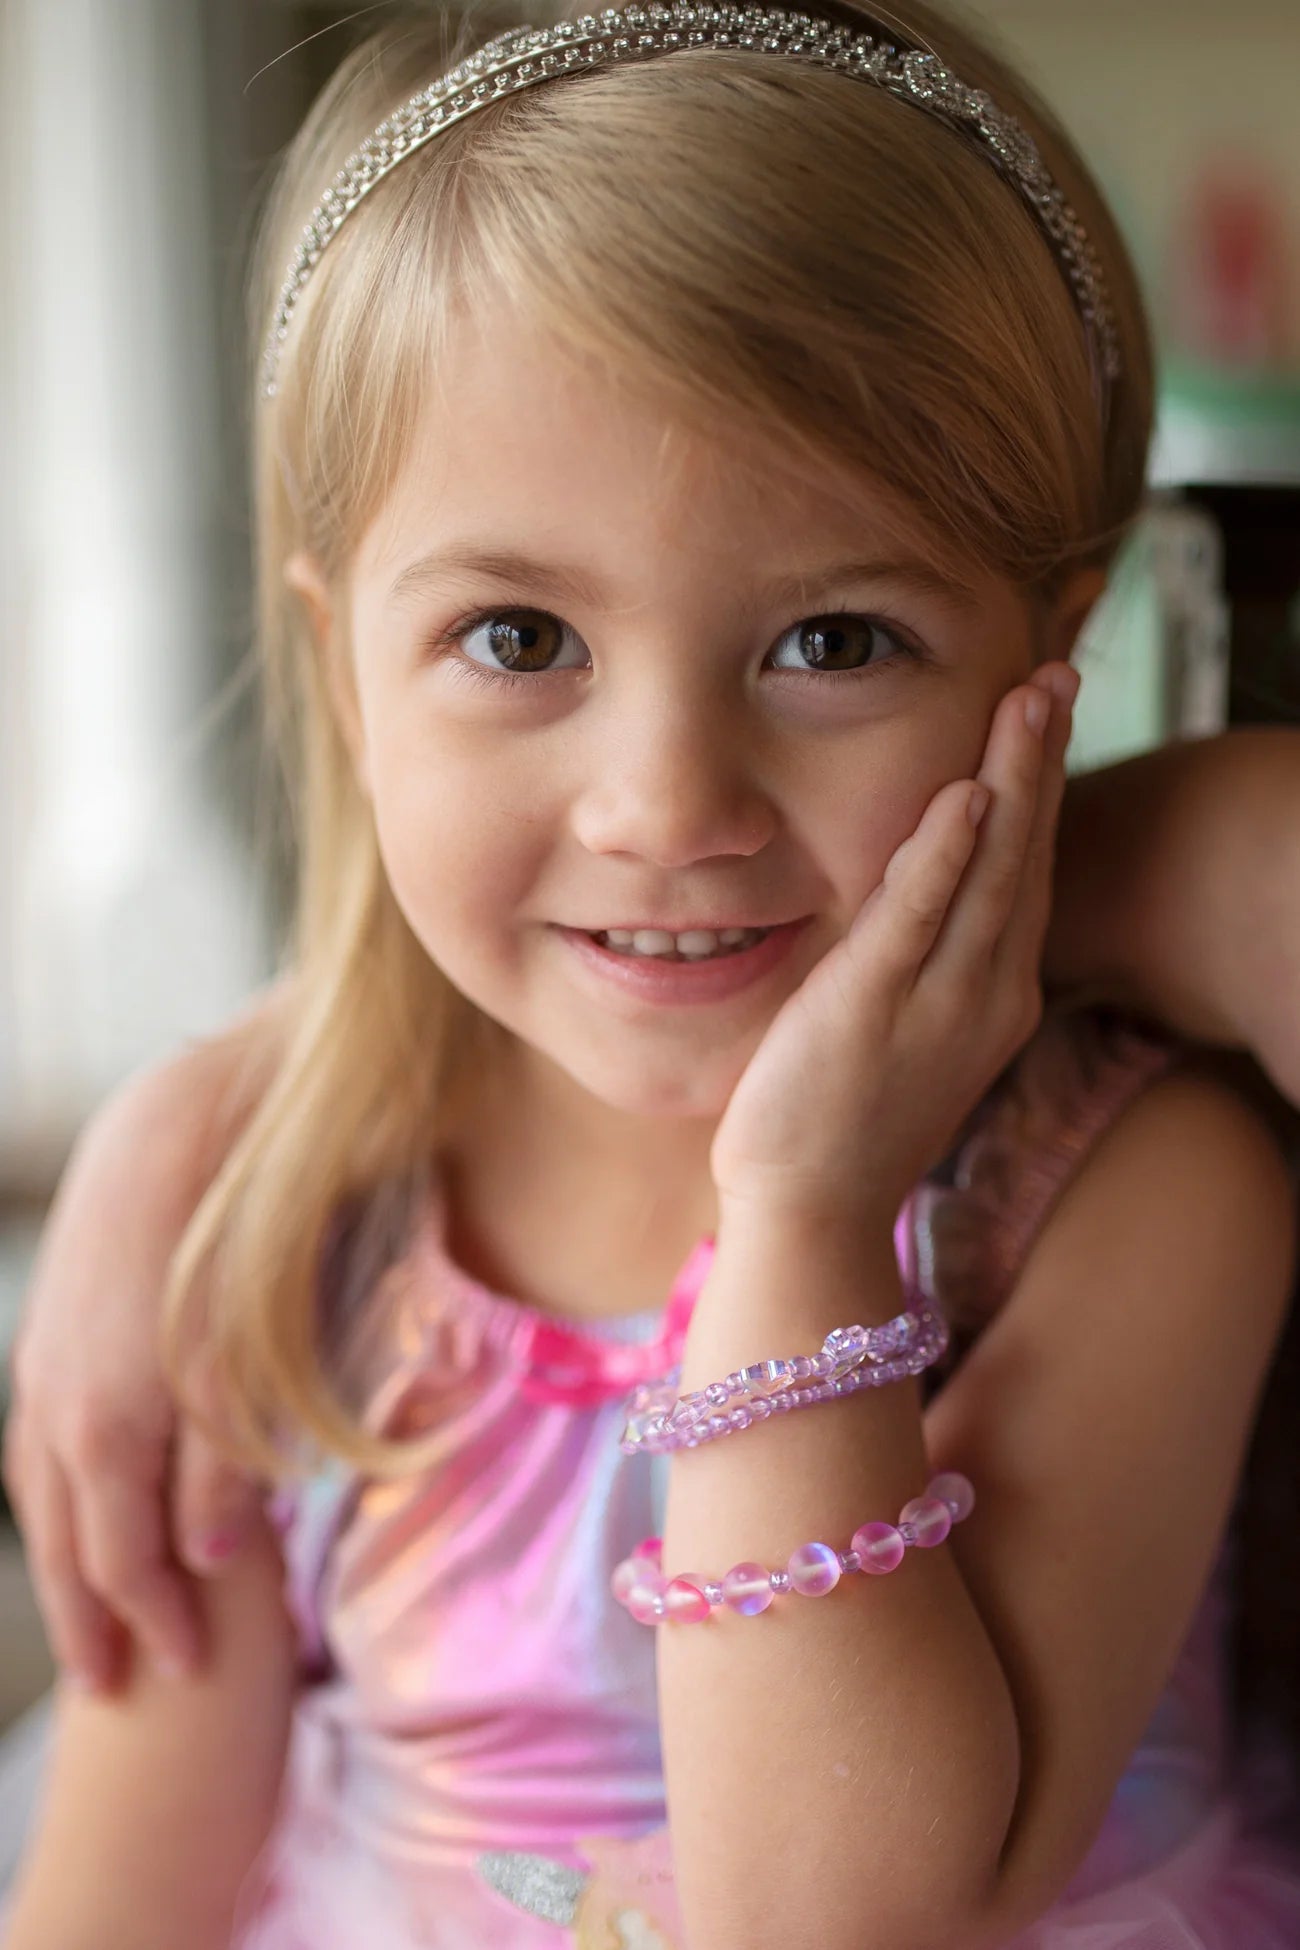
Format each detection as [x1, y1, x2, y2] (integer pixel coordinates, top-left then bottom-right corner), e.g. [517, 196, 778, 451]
[612, 1472, 974, 1623]
[617, 1302, 950, 1456]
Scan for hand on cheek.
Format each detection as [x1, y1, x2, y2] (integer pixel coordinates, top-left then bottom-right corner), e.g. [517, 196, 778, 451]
[708, 662, 1079, 1241]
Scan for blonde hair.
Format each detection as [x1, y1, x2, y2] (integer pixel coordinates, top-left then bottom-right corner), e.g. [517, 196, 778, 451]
[162, 0, 1155, 1477]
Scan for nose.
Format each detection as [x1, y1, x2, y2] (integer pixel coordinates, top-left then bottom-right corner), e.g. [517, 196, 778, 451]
[569, 676, 776, 868]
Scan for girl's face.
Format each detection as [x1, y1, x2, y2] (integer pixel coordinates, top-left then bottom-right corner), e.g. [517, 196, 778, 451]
[309, 305, 1081, 1124]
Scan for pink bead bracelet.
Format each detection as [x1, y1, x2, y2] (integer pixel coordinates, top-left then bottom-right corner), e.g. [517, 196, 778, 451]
[617, 1302, 950, 1457]
[611, 1471, 974, 1624]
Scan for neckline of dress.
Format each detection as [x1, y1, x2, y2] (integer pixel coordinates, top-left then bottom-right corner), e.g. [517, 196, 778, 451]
[413, 1171, 717, 1351]
[409, 1174, 922, 1363]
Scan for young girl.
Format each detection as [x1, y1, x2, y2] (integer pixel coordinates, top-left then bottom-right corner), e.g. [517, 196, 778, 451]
[6, 2, 1300, 1945]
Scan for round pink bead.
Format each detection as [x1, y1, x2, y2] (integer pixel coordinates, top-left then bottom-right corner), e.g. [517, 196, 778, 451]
[722, 1562, 775, 1615]
[851, 1520, 905, 1574]
[899, 1494, 952, 1547]
[663, 1576, 711, 1624]
[787, 1540, 842, 1596]
[627, 1580, 664, 1625]
[928, 1472, 975, 1521]
[611, 1559, 644, 1603]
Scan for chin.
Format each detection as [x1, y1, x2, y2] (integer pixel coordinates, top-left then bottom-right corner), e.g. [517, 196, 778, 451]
[561, 1046, 742, 1122]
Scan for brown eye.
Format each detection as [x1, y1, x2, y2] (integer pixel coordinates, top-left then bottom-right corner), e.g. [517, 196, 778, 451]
[462, 608, 577, 675]
[771, 614, 907, 675]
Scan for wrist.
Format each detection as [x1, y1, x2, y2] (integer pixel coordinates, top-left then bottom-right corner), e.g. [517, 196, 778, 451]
[680, 1210, 909, 1397]
[709, 1199, 904, 1315]
[715, 1190, 898, 1259]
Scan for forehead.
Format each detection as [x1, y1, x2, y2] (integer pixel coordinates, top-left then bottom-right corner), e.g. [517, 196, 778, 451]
[353, 300, 989, 600]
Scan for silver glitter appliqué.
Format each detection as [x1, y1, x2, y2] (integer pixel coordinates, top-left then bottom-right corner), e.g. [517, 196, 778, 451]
[477, 1848, 586, 1924]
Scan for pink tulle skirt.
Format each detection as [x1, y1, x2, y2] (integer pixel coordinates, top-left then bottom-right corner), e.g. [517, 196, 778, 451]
[1003, 1790, 1300, 1949]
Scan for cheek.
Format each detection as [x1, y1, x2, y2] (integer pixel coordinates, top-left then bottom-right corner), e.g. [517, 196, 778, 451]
[811, 712, 991, 906]
[363, 714, 547, 964]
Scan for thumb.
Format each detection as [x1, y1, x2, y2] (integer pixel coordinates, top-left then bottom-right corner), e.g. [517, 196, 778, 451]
[172, 1400, 261, 1578]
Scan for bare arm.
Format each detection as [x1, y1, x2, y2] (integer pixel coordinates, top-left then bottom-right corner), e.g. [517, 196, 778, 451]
[929, 1064, 1296, 1945]
[1047, 727, 1300, 1104]
[3, 1509, 296, 1950]
[659, 1067, 1293, 1949]
[3, 976, 295, 1687]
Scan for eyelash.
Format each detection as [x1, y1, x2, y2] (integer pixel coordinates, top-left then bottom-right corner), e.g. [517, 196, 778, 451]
[428, 606, 926, 694]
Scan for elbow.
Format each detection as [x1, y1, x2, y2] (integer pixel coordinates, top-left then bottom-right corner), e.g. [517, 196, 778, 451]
[680, 1829, 1019, 1950]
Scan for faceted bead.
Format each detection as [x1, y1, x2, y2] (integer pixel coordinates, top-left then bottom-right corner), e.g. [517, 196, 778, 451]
[722, 1562, 775, 1615]
[928, 1471, 975, 1522]
[670, 1389, 711, 1429]
[738, 1359, 788, 1396]
[823, 1324, 870, 1376]
[664, 1576, 711, 1623]
[703, 1582, 724, 1606]
[851, 1520, 905, 1574]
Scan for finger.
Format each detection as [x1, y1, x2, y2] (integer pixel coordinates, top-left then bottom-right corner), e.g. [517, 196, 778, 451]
[924, 680, 1050, 976]
[174, 1414, 261, 1577]
[72, 1441, 205, 1678]
[848, 776, 988, 989]
[993, 662, 1079, 976]
[23, 1448, 129, 1693]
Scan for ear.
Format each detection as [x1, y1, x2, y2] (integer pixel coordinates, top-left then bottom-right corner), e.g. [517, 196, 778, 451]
[1041, 565, 1108, 665]
[283, 549, 371, 797]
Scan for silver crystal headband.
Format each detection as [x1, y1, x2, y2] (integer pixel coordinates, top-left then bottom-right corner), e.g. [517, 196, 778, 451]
[262, 2, 1121, 401]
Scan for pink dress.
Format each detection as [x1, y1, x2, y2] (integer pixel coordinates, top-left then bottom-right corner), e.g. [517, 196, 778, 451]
[233, 1008, 1300, 1948]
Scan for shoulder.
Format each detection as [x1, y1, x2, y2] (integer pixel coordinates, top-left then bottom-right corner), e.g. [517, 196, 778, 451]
[914, 1006, 1179, 1342]
[914, 1007, 1297, 1370]
[922, 1053, 1297, 1938]
[73, 974, 297, 1201]
[1049, 1051, 1297, 1304]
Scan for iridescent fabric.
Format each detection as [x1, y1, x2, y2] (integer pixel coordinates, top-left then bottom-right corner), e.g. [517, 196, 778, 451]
[233, 1007, 1300, 1948]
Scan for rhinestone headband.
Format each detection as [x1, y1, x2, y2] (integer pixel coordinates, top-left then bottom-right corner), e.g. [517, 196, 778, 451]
[262, 1, 1121, 400]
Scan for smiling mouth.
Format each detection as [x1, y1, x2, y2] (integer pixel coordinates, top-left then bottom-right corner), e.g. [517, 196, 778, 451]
[585, 925, 777, 962]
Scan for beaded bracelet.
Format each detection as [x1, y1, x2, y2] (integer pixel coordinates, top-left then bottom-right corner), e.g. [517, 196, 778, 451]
[617, 1302, 950, 1457]
[611, 1472, 974, 1624]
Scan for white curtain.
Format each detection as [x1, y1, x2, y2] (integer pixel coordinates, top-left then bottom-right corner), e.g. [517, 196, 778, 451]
[1, 0, 268, 1149]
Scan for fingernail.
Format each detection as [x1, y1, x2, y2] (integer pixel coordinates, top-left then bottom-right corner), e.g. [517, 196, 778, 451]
[156, 1651, 195, 1682]
[66, 1668, 104, 1695]
[1036, 664, 1080, 707]
[196, 1529, 242, 1564]
[1024, 690, 1050, 736]
[966, 783, 991, 828]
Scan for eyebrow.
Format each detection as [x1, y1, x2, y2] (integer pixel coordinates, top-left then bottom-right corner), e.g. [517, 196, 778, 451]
[385, 544, 981, 614]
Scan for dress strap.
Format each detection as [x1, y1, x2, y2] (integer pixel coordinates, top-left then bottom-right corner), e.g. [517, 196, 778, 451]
[911, 1006, 1180, 1348]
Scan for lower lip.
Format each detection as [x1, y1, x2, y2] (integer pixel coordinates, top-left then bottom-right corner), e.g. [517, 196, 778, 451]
[553, 920, 812, 1006]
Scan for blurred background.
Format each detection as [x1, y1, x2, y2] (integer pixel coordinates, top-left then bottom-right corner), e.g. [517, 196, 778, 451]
[1, 0, 1299, 1739]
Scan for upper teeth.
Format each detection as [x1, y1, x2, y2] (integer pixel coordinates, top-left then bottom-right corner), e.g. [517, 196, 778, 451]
[601, 927, 766, 958]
